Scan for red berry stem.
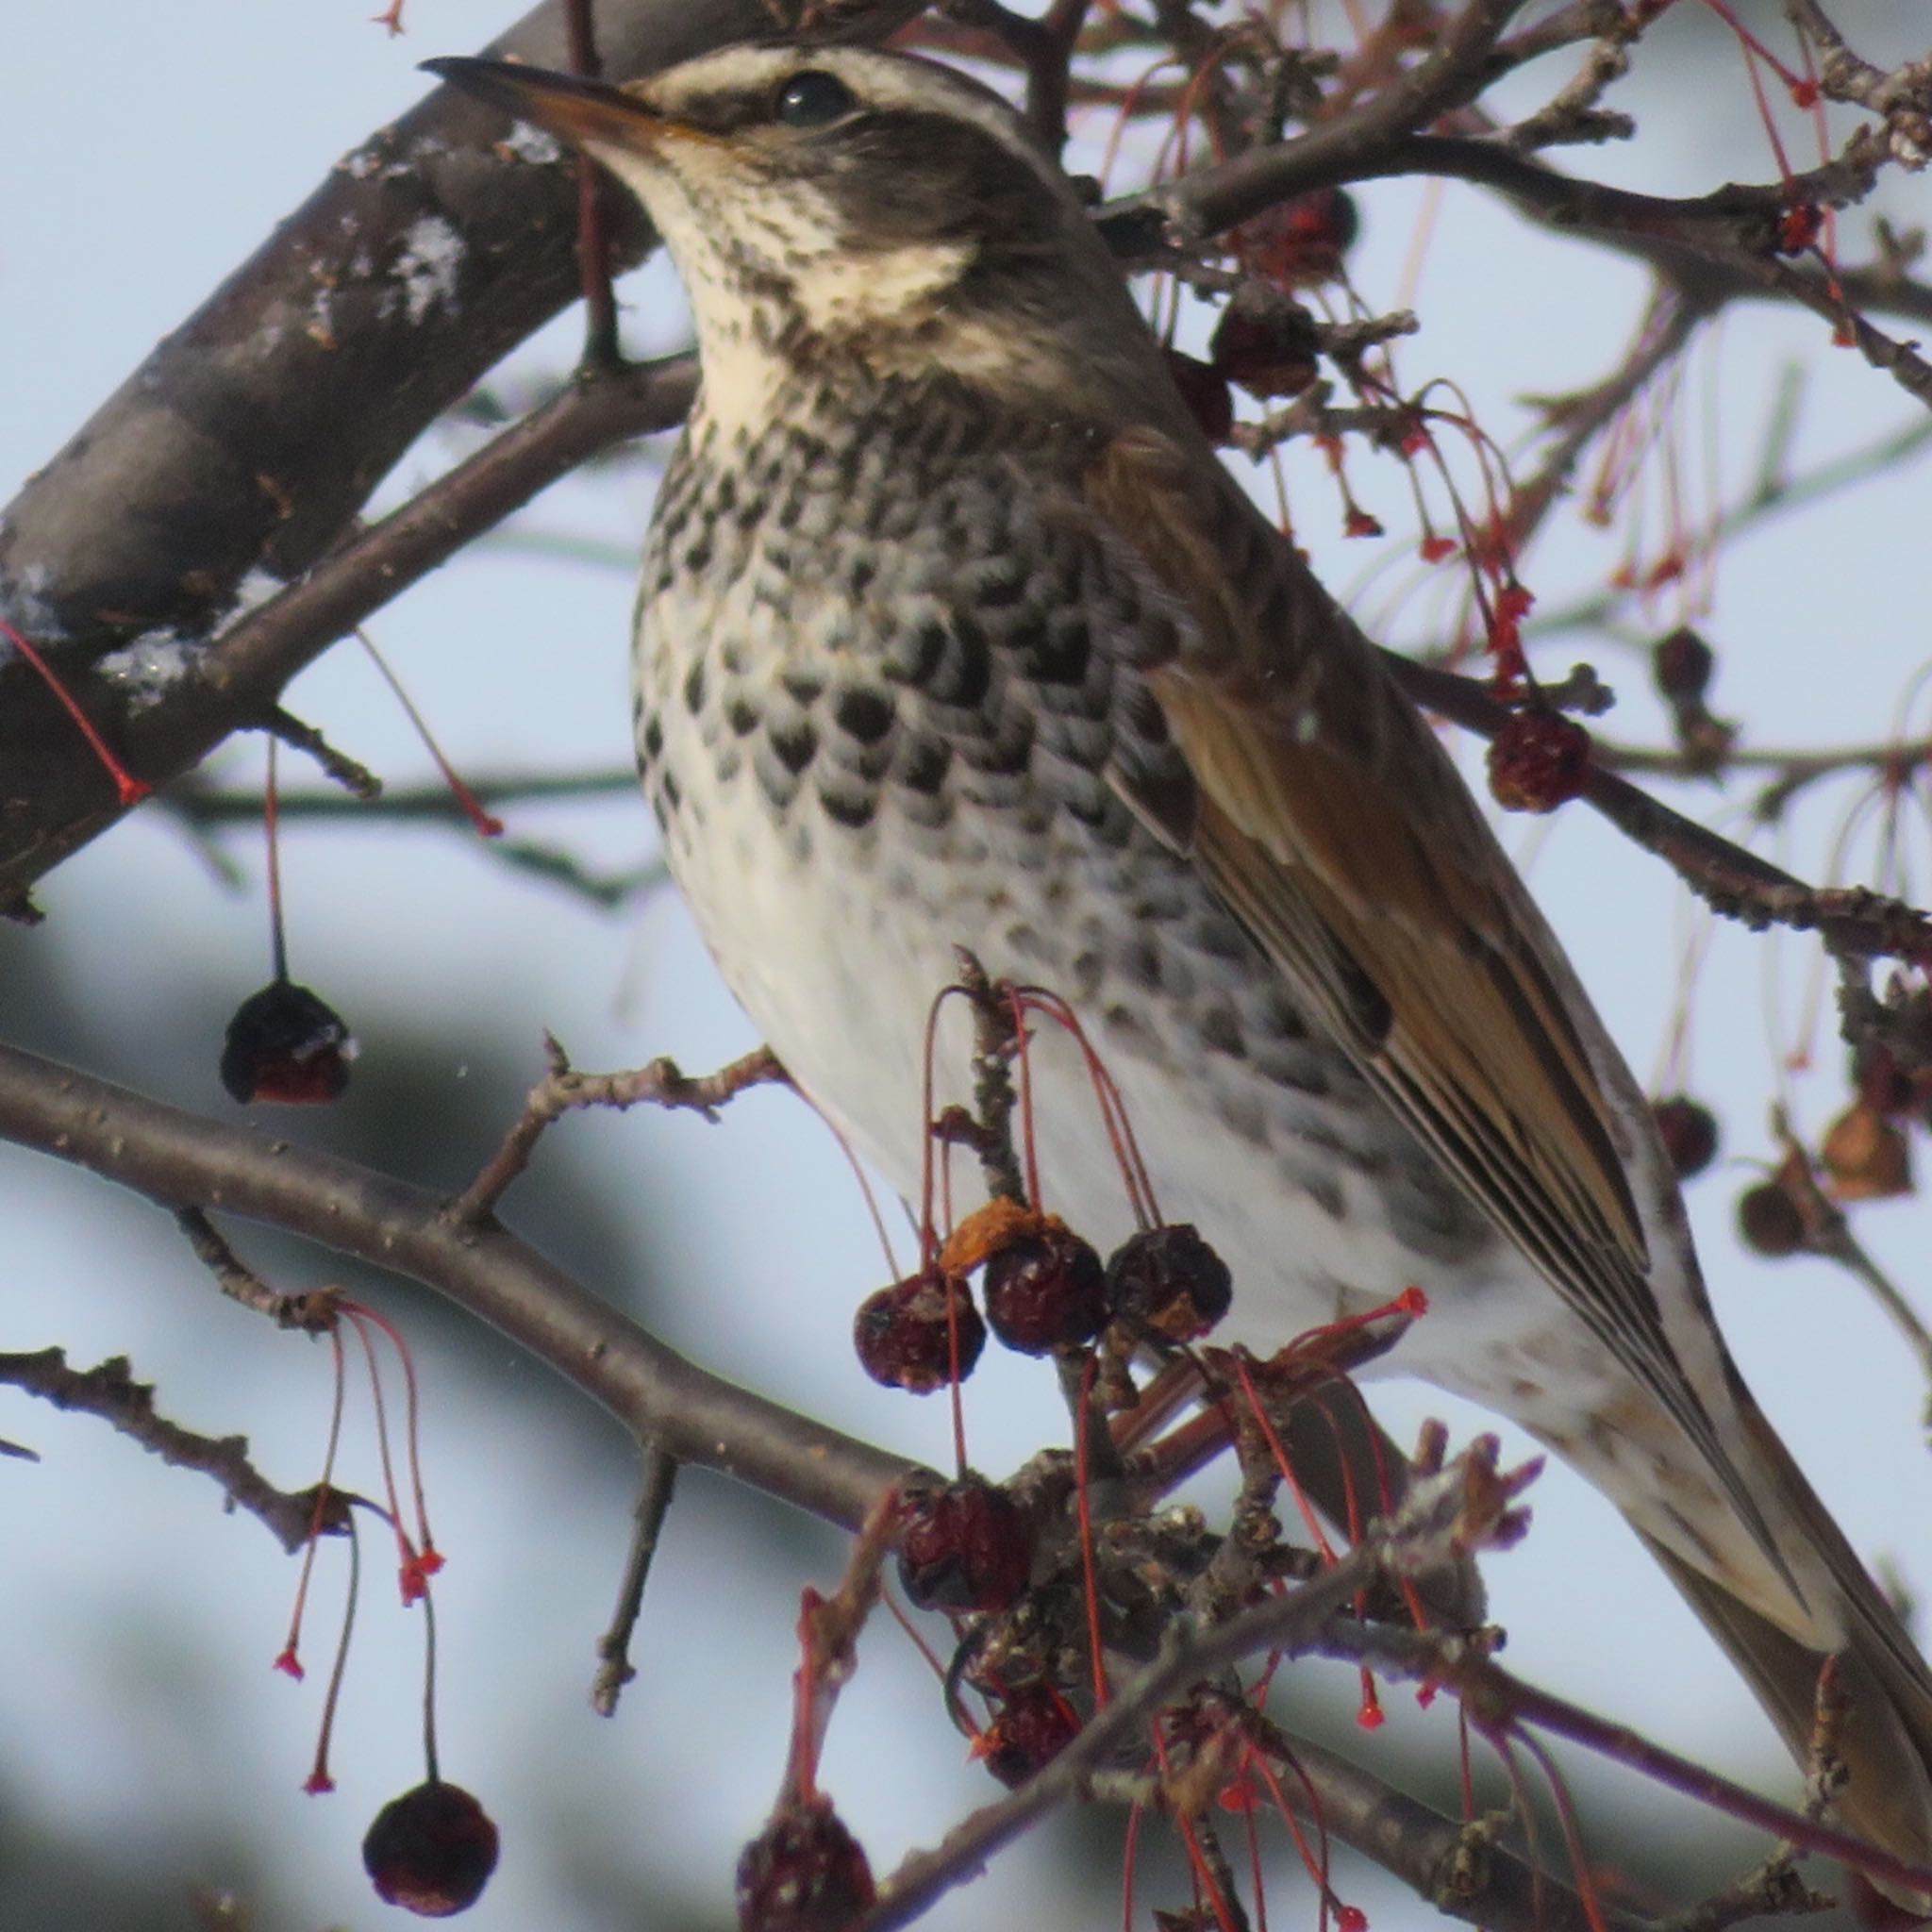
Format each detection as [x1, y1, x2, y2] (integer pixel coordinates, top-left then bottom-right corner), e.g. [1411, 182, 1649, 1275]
[340, 1304, 427, 1601]
[341, 1296, 443, 1591]
[264, 738, 289, 984]
[1010, 982, 1162, 1226]
[418, 1576, 442, 1785]
[0, 615, 151, 806]
[1229, 1353, 1337, 1564]
[356, 629, 505, 839]
[304, 1507, 363, 1795]
[277, 1323, 351, 1679]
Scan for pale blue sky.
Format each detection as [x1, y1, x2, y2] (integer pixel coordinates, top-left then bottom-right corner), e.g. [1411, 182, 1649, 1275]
[4, 4, 1932, 1927]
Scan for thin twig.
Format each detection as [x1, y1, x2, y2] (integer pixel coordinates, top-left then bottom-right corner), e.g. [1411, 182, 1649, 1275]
[591, 1441, 681, 1716]
[171, 768, 641, 822]
[1590, 738, 1927, 824]
[779, 1488, 902, 1806]
[1516, 410, 1932, 652]
[1505, 281, 1710, 557]
[449, 1038, 786, 1224]
[175, 1207, 341, 1333]
[954, 952, 1028, 1207]
[1645, 1653, 1846, 1930]
[0, 1347, 348, 1555]
[261, 708, 384, 800]
[165, 781, 667, 909]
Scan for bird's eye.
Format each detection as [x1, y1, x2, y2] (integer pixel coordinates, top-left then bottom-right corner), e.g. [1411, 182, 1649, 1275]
[774, 69, 856, 127]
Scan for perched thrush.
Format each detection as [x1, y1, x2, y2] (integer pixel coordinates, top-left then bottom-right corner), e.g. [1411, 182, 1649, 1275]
[428, 45, 1932, 1886]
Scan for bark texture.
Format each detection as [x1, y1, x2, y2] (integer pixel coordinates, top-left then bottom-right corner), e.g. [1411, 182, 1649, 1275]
[0, 0, 918, 913]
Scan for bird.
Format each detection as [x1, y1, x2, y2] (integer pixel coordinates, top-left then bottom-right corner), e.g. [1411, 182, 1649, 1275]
[425, 42, 1932, 1893]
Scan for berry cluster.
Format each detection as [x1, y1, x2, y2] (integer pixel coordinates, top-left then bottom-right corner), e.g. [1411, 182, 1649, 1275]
[740, 967, 1441, 1932]
[855, 1213, 1233, 1393]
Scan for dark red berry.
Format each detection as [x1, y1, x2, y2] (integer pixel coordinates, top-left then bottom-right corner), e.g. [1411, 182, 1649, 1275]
[362, 1781, 499, 1918]
[1162, 347, 1235, 444]
[736, 1798, 874, 1932]
[1105, 1224, 1233, 1341]
[982, 1225, 1107, 1356]
[1737, 1180, 1806, 1258]
[896, 1474, 1030, 1613]
[1652, 626, 1714, 704]
[220, 978, 354, 1105]
[1651, 1095, 1720, 1181]
[1486, 710, 1591, 814]
[1209, 283, 1322, 400]
[853, 1270, 984, 1393]
[977, 1685, 1081, 1789]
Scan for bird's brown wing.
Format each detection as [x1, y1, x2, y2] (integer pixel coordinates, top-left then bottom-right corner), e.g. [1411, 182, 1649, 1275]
[1084, 425, 1778, 1553]
[1091, 427, 1932, 1874]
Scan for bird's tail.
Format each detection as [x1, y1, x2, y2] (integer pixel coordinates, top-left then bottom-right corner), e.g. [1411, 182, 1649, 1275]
[1634, 1397, 1932, 1912]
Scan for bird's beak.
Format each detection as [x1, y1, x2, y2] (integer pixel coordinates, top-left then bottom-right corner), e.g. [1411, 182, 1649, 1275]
[422, 56, 667, 152]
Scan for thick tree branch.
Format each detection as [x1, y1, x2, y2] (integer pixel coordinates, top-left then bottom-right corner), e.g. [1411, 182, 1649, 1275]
[0, 0, 921, 910]
[0, 1041, 916, 1530]
[0, 354, 693, 917]
[0, 0, 918, 655]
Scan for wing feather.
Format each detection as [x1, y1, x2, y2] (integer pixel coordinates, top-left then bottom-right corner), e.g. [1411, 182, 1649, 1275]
[1085, 425, 1786, 1562]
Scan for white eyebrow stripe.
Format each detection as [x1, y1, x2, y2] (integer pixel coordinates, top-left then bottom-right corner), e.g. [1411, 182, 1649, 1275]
[641, 43, 1065, 196]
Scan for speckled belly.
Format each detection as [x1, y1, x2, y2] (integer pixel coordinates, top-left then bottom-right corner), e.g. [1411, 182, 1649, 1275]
[621, 395, 1822, 1637]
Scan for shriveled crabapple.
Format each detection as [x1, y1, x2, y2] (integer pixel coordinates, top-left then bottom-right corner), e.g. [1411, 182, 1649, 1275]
[981, 1224, 1108, 1356]
[1652, 625, 1715, 704]
[220, 978, 354, 1105]
[895, 1473, 1031, 1614]
[975, 1684, 1081, 1789]
[362, 1780, 499, 1918]
[1104, 1224, 1233, 1341]
[1486, 709, 1591, 814]
[1209, 282, 1322, 401]
[735, 1797, 875, 1932]
[1737, 1178, 1807, 1258]
[852, 1269, 984, 1392]
[1820, 1099, 1913, 1203]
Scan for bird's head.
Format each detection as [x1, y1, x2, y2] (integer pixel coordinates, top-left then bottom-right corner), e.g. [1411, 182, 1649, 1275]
[426, 44, 1172, 424]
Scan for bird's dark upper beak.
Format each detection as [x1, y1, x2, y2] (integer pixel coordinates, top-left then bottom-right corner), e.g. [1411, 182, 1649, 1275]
[421, 57, 666, 150]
